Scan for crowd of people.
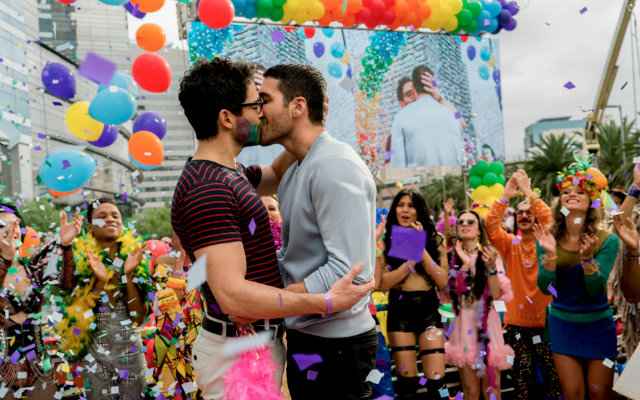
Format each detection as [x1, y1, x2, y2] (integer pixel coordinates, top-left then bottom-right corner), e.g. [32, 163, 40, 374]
[1, 57, 639, 400]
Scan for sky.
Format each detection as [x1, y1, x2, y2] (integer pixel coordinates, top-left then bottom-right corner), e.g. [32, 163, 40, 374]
[129, 0, 640, 161]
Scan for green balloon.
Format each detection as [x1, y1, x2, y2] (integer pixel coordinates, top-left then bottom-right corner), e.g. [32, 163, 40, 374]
[467, 1, 482, 17]
[457, 9, 473, 28]
[470, 175, 482, 189]
[489, 162, 505, 175]
[270, 7, 284, 21]
[475, 160, 490, 176]
[273, 0, 286, 6]
[483, 172, 499, 186]
[467, 19, 479, 34]
[497, 174, 506, 185]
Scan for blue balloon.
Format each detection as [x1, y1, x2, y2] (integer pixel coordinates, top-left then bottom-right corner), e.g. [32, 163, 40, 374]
[487, 18, 499, 33]
[476, 10, 492, 32]
[39, 150, 96, 192]
[322, 28, 335, 38]
[331, 42, 345, 59]
[130, 158, 158, 171]
[233, 0, 257, 18]
[482, 0, 503, 17]
[100, 72, 139, 96]
[328, 62, 343, 79]
[479, 65, 490, 80]
[99, 0, 128, 5]
[133, 111, 167, 140]
[480, 47, 492, 61]
[467, 45, 477, 61]
[41, 62, 76, 100]
[89, 87, 136, 125]
[89, 125, 119, 148]
[313, 42, 325, 58]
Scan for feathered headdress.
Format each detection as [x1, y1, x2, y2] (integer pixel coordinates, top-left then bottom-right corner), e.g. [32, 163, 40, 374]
[554, 154, 608, 201]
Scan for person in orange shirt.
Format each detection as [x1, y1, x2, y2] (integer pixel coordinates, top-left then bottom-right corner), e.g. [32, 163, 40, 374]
[485, 170, 561, 400]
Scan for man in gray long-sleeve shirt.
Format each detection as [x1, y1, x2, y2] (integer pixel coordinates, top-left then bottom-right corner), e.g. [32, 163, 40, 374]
[260, 64, 377, 399]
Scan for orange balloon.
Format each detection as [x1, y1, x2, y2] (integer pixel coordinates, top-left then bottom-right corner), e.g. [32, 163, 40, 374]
[19, 227, 41, 258]
[131, 0, 165, 13]
[129, 131, 164, 166]
[136, 23, 166, 52]
[49, 189, 81, 198]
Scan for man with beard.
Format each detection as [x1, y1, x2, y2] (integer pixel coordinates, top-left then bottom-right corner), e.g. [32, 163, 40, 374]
[259, 64, 377, 399]
[485, 170, 562, 400]
[173, 58, 374, 400]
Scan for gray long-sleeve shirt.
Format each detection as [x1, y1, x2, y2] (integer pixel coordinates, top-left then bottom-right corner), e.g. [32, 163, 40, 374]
[277, 132, 376, 338]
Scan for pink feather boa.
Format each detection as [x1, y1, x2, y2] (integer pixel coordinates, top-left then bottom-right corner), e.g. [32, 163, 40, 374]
[223, 345, 283, 400]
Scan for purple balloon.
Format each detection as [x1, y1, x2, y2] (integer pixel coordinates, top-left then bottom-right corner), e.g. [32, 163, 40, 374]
[505, 1, 519, 16]
[498, 9, 512, 25]
[41, 62, 76, 100]
[89, 125, 118, 148]
[313, 42, 325, 58]
[498, 0, 507, 5]
[467, 45, 477, 61]
[123, 1, 146, 18]
[504, 17, 518, 31]
[133, 111, 167, 140]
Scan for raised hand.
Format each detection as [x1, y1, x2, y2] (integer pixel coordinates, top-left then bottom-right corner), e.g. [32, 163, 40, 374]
[444, 198, 455, 216]
[579, 234, 599, 260]
[533, 223, 556, 255]
[87, 252, 109, 283]
[327, 264, 375, 314]
[420, 71, 443, 103]
[124, 247, 144, 276]
[613, 215, 640, 253]
[455, 240, 472, 267]
[503, 173, 520, 199]
[60, 211, 83, 246]
[514, 169, 534, 197]
[410, 221, 424, 231]
[481, 245, 498, 267]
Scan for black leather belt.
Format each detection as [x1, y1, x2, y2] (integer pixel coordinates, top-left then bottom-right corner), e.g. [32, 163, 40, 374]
[202, 317, 284, 340]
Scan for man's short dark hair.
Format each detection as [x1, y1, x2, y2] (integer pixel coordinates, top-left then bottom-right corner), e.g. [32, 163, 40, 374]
[179, 58, 254, 140]
[263, 64, 326, 124]
[412, 65, 434, 95]
[87, 197, 118, 224]
[397, 77, 412, 102]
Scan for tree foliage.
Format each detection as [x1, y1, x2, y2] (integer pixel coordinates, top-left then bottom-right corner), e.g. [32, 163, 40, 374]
[132, 205, 172, 239]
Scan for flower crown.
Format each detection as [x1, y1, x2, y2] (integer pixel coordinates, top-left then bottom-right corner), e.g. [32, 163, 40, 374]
[555, 155, 608, 201]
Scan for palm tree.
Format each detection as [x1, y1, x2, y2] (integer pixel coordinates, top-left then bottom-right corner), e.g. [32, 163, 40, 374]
[595, 118, 640, 189]
[421, 173, 467, 215]
[525, 135, 579, 201]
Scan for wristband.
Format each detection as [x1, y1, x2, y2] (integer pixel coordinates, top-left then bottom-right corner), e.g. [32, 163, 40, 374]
[324, 293, 333, 315]
[628, 184, 640, 199]
[498, 197, 509, 206]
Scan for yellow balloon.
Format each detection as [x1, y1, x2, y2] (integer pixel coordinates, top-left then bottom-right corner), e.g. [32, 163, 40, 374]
[448, 0, 463, 14]
[443, 16, 459, 32]
[65, 101, 104, 141]
[471, 186, 491, 203]
[474, 206, 489, 219]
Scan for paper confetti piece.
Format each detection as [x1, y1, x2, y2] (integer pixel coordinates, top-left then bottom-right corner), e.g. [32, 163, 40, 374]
[306, 370, 318, 381]
[248, 218, 257, 235]
[564, 81, 576, 90]
[78, 52, 117, 86]
[16, 371, 27, 380]
[293, 353, 323, 371]
[579, 6, 588, 14]
[603, 358, 614, 368]
[560, 206, 570, 216]
[365, 369, 384, 384]
[532, 335, 542, 345]
[222, 331, 272, 358]
[512, 236, 521, 245]
[547, 283, 558, 298]
[92, 218, 106, 228]
[419, 376, 427, 385]
[182, 382, 197, 394]
[119, 369, 129, 380]
[621, 81, 629, 90]
[439, 388, 450, 398]
[494, 300, 506, 313]
[187, 254, 207, 291]
[506, 355, 515, 365]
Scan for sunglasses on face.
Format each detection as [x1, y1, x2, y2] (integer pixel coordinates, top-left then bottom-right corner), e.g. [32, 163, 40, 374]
[240, 97, 265, 112]
[458, 218, 477, 226]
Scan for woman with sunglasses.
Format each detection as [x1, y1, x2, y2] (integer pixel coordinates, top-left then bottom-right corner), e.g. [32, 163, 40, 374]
[446, 210, 514, 400]
[376, 189, 449, 400]
[534, 160, 619, 400]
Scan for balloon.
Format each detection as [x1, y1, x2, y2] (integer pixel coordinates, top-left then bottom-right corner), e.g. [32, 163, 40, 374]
[467, 45, 477, 60]
[470, 160, 489, 177]
[322, 28, 335, 38]
[130, 158, 159, 171]
[198, 0, 235, 29]
[479, 65, 490, 80]
[147, 239, 170, 260]
[457, 9, 473, 28]
[89, 125, 119, 148]
[48, 189, 81, 198]
[488, 161, 505, 175]
[57, 0, 77, 4]
[504, 1, 519, 16]
[476, 10, 491, 31]
[132, 53, 172, 93]
[41, 62, 76, 100]
[471, 186, 491, 203]
[130, 0, 165, 12]
[100, 71, 139, 95]
[38, 150, 97, 192]
[328, 62, 343, 79]
[498, 9, 512, 25]
[98, 0, 128, 4]
[304, 27, 316, 38]
[503, 17, 517, 31]
[480, 47, 492, 61]
[133, 112, 167, 140]
[483, 172, 499, 186]
[497, 174, 506, 185]
[65, 101, 104, 141]
[89, 87, 136, 125]
[467, 0, 482, 17]
[19, 227, 41, 258]
[129, 131, 164, 167]
[448, 0, 464, 14]
[486, 17, 499, 33]
[483, 0, 502, 17]
[470, 175, 482, 189]
[331, 42, 345, 59]
[136, 23, 166, 52]
[313, 42, 325, 58]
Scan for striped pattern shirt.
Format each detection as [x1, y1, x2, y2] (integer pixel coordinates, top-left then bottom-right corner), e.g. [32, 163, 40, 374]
[171, 159, 282, 320]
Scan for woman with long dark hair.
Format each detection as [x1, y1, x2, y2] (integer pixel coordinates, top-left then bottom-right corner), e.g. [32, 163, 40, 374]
[375, 189, 449, 400]
[446, 210, 513, 400]
[535, 161, 619, 400]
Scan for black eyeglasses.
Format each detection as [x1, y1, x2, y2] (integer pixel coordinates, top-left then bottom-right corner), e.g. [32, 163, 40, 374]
[240, 97, 264, 112]
[457, 218, 477, 226]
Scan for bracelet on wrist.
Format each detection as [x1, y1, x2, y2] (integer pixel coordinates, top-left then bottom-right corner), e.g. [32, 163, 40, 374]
[324, 293, 333, 315]
[498, 197, 509, 206]
[628, 184, 640, 199]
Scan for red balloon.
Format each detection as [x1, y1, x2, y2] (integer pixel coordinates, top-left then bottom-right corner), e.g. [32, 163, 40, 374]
[198, 0, 235, 29]
[303, 27, 316, 38]
[132, 53, 172, 93]
[57, 0, 76, 4]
